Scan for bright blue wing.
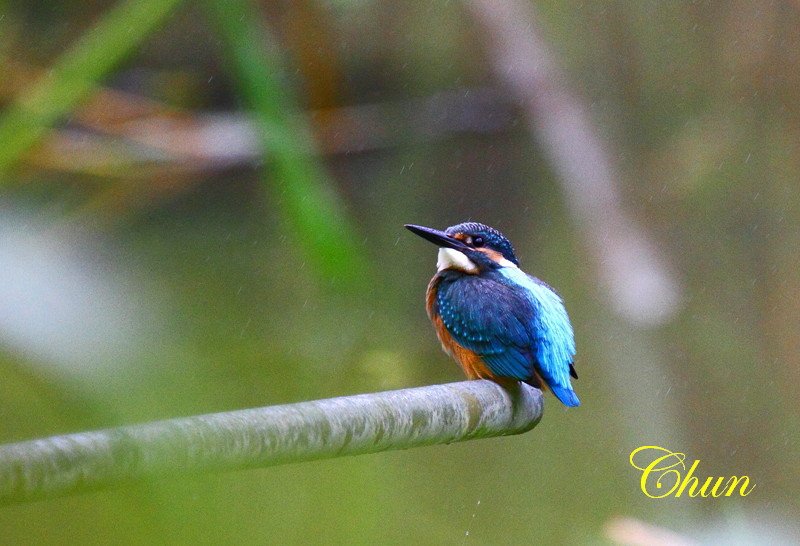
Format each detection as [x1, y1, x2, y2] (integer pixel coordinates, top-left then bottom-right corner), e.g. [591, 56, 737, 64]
[435, 273, 537, 381]
[435, 269, 579, 406]
[498, 267, 578, 405]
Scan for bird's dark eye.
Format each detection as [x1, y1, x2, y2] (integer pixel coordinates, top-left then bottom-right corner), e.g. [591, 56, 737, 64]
[472, 236, 485, 247]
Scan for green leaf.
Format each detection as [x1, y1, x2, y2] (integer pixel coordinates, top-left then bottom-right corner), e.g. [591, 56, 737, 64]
[203, 0, 368, 287]
[0, 0, 184, 173]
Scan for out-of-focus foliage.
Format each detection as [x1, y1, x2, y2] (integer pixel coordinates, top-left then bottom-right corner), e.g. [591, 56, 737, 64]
[0, 0, 798, 544]
[0, 0, 183, 172]
[204, 0, 368, 285]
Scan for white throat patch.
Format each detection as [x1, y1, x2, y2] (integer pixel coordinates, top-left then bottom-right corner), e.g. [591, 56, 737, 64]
[437, 248, 478, 273]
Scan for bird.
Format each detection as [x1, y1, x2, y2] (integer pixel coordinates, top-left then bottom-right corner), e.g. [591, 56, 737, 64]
[405, 221, 579, 407]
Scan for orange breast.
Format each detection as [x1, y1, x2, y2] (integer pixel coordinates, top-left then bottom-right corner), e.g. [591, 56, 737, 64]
[426, 275, 496, 380]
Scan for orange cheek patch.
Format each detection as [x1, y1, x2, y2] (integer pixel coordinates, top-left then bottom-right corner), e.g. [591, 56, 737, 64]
[475, 247, 506, 264]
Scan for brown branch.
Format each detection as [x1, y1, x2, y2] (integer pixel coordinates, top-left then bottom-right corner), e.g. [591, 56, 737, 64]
[466, 0, 682, 326]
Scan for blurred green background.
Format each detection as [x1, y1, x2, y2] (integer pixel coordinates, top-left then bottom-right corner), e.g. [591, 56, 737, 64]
[0, 0, 798, 544]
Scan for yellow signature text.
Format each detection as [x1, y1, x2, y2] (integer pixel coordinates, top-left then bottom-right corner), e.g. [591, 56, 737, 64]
[629, 445, 755, 499]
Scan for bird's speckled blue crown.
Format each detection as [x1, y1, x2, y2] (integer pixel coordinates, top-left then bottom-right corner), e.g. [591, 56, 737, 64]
[444, 222, 519, 266]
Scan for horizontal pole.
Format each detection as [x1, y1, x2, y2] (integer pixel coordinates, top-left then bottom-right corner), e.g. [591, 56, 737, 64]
[0, 380, 542, 505]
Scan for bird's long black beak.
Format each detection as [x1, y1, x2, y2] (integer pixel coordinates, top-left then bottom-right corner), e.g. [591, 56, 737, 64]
[404, 224, 470, 252]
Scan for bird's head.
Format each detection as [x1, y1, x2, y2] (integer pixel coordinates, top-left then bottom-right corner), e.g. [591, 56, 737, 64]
[405, 221, 519, 274]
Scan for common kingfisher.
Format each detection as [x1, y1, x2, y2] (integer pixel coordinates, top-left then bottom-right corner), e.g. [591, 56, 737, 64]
[405, 222, 580, 407]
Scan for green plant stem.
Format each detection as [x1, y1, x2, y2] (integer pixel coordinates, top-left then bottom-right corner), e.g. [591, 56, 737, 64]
[0, 0, 184, 173]
[203, 0, 367, 285]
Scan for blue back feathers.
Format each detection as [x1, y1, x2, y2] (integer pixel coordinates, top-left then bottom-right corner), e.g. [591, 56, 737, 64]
[434, 266, 579, 407]
[499, 267, 579, 407]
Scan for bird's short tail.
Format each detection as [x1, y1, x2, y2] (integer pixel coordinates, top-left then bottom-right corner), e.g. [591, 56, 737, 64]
[550, 385, 581, 407]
